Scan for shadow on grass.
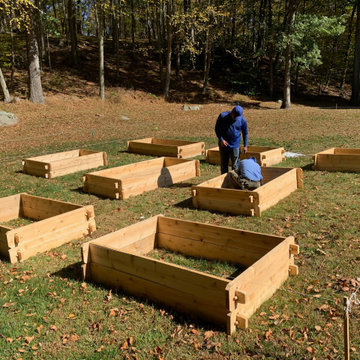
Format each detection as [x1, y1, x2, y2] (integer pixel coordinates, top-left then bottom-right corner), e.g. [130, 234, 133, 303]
[174, 197, 194, 209]
[170, 182, 195, 188]
[301, 163, 315, 171]
[52, 261, 83, 282]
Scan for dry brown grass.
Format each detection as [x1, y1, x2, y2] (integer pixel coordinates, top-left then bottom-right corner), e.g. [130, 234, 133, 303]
[1, 89, 360, 159]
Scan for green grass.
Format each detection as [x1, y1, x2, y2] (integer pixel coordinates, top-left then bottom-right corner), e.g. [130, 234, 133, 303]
[0, 136, 359, 360]
[148, 248, 242, 279]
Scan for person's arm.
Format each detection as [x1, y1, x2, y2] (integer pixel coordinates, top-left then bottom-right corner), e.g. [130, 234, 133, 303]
[215, 114, 228, 147]
[241, 117, 248, 152]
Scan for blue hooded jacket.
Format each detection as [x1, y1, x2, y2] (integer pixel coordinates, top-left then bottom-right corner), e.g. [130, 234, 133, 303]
[215, 105, 248, 148]
[238, 157, 262, 181]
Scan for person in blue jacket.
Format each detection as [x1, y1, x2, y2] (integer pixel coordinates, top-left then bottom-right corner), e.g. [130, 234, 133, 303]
[215, 105, 248, 174]
[229, 157, 262, 190]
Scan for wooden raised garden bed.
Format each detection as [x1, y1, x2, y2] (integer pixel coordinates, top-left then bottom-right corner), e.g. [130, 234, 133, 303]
[0, 193, 96, 263]
[23, 149, 107, 178]
[83, 157, 200, 199]
[192, 167, 303, 216]
[206, 145, 285, 167]
[127, 137, 205, 158]
[81, 215, 299, 334]
[313, 148, 360, 172]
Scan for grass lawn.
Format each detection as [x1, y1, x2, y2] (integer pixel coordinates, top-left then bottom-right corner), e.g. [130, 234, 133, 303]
[0, 93, 359, 359]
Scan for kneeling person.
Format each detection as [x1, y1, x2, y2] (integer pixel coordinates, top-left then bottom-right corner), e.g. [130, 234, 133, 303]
[229, 157, 262, 190]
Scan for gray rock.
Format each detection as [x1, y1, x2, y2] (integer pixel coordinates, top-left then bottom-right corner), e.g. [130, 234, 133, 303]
[120, 115, 130, 121]
[181, 104, 202, 111]
[0, 111, 18, 126]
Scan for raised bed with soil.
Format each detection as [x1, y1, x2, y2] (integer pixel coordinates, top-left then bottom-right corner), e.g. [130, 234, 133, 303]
[23, 149, 107, 178]
[127, 137, 205, 158]
[0, 193, 96, 263]
[192, 167, 303, 216]
[83, 157, 200, 199]
[81, 215, 299, 334]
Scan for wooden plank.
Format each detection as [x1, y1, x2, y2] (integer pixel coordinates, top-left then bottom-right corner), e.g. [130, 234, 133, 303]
[128, 142, 178, 157]
[119, 233, 156, 255]
[89, 262, 228, 326]
[157, 232, 266, 267]
[205, 146, 285, 166]
[20, 194, 81, 220]
[81, 215, 159, 265]
[6, 206, 94, 248]
[49, 152, 105, 172]
[226, 237, 295, 317]
[192, 186, 256, 216]
[10, 219, 94, 263]
[25, 149, 80, 162]
[333, 148, 360, 155]
[0, 194, 22, 221]
[90, 244, 229, 300]
[316, 154, 360, 171]
[88, 157, 165, 178]
[256, 168, 299, 212]
[157, 217, 284, 255]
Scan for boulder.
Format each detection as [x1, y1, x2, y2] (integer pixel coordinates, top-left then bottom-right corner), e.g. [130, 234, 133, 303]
[0, 111, 18, 126]
[181, 104, 202, 111]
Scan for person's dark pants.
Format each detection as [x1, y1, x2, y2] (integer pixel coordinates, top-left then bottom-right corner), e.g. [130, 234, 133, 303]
[219, 145, 240, 174]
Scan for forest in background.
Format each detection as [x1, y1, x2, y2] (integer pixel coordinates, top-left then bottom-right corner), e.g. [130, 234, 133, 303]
[0, 0, 359, 107]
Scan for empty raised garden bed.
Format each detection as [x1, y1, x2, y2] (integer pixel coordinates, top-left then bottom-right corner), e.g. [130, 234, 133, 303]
[83, 157, 200, 199]
[192, 167, 303, 216]
[127, 137, 205, 158]
[0, 193, 96, 263]
[23, 149, 107, 178]
[313, 148, 360, 172]
[206, 145, 285, 167]
[81, 215, 299, 334]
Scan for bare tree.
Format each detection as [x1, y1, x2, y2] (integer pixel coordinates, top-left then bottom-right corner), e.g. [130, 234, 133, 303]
[281, 0, 298, 109]
[0, 68, 11, 103]
[27, 6, 45, 104]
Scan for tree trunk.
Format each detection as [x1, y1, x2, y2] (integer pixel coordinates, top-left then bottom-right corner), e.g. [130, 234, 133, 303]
[9, 11, 15, 91]
[0, 68, 11, 103]
[163, 0, 172, 100]
[47, 34, 52, 71]
[351, 1, 360, 105]
[130, 0, 136, 50]
[155, 2, 164, 85]
[98, 2, 105, 100]
[27, 16, 45, 104]
[340, 3, 356, 90]
[68, 0, 78, 66]
[281, 0, 297, 109]
[202, 30, 211, 95]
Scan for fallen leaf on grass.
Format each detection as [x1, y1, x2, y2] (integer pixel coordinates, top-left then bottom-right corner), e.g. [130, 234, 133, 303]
[204, 330, 214, 340]
[25, 336, 34, 344]
[96, 345, 104, 352]
[66, 313, 76, 319]
[36, 325, 43, 334]
[265, 329, 272, 341]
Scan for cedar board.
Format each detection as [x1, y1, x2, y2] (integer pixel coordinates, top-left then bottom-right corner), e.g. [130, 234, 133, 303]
[192, 167, 303, 216]
[23, 149, 108, 178]
[81, 215, 299, 334]
[127, 137, 205, 158]
[0, 193, 96, 263]
[206, 145, 285, 167]
[83, 157, 200, 199]
[313, 147, 360, 172]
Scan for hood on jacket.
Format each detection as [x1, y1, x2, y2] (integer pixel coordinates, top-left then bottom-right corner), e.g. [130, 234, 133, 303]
[232, 105, 243, 118]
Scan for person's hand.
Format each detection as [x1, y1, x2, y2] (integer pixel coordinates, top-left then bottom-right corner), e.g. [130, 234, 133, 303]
[220, 139, 228, 147]
[243, 147, 247, 153]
